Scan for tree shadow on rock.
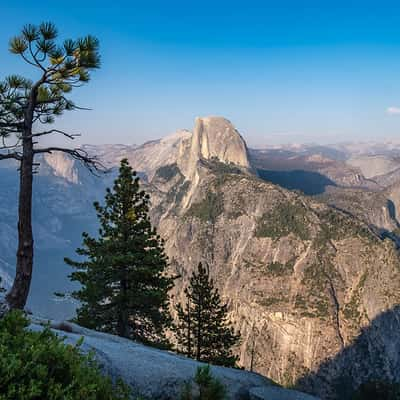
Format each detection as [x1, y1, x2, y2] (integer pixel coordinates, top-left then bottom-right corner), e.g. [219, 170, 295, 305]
[295, 305, 400, 400]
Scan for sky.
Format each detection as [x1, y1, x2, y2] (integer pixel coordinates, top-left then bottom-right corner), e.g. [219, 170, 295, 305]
[1, 0, 400, 146]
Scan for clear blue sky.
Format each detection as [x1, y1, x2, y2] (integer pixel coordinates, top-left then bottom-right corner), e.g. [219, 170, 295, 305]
[1, 0, 400, 146]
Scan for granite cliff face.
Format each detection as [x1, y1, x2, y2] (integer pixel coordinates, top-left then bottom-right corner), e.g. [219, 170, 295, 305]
[141, 117, 400, 399]
[149, 166, 400, 399]
[177, 116, 250, 179]
[1, 117, 400, 399]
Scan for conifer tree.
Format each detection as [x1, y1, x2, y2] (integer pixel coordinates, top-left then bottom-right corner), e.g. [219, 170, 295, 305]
[65, 159, 173, 346]
[174, 262, 240, 367]
[0, 22, 101, 310]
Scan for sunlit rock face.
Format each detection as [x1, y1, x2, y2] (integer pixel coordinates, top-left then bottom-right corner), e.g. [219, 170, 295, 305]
[178, 116, 251, 180]
[1, 116, 400, 399]
[144, 118, 400, 399]
[43, 152, 80, 184]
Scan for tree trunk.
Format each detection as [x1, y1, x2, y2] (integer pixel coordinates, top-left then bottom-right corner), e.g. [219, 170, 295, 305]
[6, 90, 36, 310]
[6, 139, 34, 309]
[187, 299, 192, 357]
[196, 303, 202, 361]
[117, 276, 129, 338]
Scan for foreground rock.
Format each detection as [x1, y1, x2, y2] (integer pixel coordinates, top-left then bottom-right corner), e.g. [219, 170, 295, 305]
[250, 387, 318, 400]
[30, 318, 319, 400]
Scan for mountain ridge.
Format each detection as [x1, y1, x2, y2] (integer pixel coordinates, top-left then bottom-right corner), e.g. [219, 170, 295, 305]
[1, 116, 400, 399]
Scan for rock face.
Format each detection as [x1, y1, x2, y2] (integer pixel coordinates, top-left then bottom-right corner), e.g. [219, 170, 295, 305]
[318, 186, 400, 243]
[30, 318, 319, 400]
[1, 116, 400, 399]
[178, 116, 251, 180]
[388, 182, 400, 224]
[126, 130, 192, 180]
[250, 386, 318, 400]
[347, 155, 400, 179]
[149, 159, 400, 399]
[141, 117, 400, 399]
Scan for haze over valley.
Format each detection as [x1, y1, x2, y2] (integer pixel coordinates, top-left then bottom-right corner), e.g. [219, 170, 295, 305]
[1, 116, 400, 398]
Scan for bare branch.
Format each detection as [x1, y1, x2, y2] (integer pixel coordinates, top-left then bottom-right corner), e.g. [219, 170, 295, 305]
[29, 129, 80, 140]
[33, 146, 107, 174]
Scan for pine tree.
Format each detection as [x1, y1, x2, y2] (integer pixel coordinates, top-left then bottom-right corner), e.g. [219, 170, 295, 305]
[65, 159, 173, 346]
[0, 22, 101, 310]
[174, 262, 240, 367]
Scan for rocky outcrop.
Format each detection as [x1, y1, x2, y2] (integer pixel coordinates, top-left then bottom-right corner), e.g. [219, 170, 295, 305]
[319, 186, 400, 239]
[30, 317, 319, 400]
[250, 386, 318, 400]
[296, 306, 400, 399]
[153, 166, 400, 398]
[387, 181, 400, 225]
[43, 152, 81, 184]
[178, 116, 250, 180]
[146, 122, 400, 399]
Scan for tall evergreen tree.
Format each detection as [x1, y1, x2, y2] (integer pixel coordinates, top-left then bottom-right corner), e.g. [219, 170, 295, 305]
[0, 22, 100, 310]
[174, 262, 240, 367]
[65, 159, 173, 346]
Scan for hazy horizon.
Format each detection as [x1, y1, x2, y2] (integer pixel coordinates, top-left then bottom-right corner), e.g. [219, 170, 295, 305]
[2, 1, 400, 147]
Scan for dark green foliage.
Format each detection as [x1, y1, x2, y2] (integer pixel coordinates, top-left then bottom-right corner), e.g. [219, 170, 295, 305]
[342, 273, 367, 321]
[65, 159, 174, 346]
[174, 263, 240, 367]
[1, 22, 101, 311]
[316, 209, 374, 245]
[155, 163, 181, 181]
[351, 381, 400, 400]
[255, 202, 310, 240]
[181, 366, 227, 400]
[204, 158, 243, 175]
[266, 261, 294, 276]
[299, 263, 333, 319]
[1, 22, 100, 138]
[187, 192, 224, 223]
[0, 311, 130, 400]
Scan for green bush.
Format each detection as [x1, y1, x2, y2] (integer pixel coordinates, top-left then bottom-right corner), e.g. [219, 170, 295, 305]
[0, 311, 130, 400]
[181, 365, 226, 400]
[351, 381, 400, 400]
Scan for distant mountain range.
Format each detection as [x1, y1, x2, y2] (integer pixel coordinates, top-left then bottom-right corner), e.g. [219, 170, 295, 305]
[1, 116, 400, 399]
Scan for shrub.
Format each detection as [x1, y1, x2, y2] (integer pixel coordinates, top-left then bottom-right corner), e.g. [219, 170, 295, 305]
[181, 365, 226, 400]
[351, 381, 400, 400]
[0, 311, 130, 400]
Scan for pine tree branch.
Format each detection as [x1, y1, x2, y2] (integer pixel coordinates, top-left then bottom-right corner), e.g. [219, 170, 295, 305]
[28, 129, 80, 140]
[33, 146, 106, 173]
[0, 151, 22, 161]
[28, 41, 47, 73]
[1, 135, 22, 150]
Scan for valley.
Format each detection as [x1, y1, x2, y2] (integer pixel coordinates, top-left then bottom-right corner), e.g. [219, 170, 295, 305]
[1, 116, 400, 399]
